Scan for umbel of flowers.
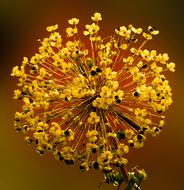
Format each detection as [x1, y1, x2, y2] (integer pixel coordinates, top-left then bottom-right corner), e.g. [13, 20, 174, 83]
[11, 12, 175, 189]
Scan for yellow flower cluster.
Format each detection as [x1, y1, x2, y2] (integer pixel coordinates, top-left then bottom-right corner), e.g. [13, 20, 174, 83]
[11, 12, 175, 189]
[87, 112, 100, 124]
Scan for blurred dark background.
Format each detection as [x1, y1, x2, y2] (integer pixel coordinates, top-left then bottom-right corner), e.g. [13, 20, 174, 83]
[0, 0, 184, 189]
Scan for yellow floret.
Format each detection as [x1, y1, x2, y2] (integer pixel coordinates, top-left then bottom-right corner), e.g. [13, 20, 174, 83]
[46, 24, 58, 32]
[91, 12, 102, 21]
[68, 18, 79, 25]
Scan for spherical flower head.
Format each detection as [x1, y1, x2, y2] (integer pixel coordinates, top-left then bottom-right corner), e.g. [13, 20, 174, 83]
[11, 12, 175, 189]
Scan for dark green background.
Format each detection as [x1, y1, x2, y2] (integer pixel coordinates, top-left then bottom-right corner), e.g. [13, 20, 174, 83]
[1, 0, 183, 189]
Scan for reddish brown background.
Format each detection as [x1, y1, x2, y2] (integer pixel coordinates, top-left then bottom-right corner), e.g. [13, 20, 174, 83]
[0, 0, 183, 189]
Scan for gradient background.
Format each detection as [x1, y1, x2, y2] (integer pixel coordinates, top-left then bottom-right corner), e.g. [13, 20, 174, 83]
[0, 0, 184, 189]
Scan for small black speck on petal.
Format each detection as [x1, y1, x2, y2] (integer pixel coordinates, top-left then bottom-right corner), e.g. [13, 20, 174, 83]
[80, 165, 85, 170]
[157, 110, 162, 114]
[116, 99, 121, 104]
[91, 70, 96, 76]
[134, 92, 139, 97]
[114, 95, 119, 99]
[92, 148, 97, 153]
[93, 161, 99, 169]
[137, 134, 143, 140]
[64, 130, 70, 136]
[96, 68, 102, 73]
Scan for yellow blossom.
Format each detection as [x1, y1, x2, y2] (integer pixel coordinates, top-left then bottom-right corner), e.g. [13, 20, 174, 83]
[167, 62, 175, 72]
[148, 26, 159, 35]
[87, 112, 100, 124]
[84, 23, 100, 36]
[68, 18, 79, 25]
[22, 57, 28, 66]
[66, 27, 78, 37]
[46, 24, 58, 32]
[115, 26, 131, 38]
[11, 66, 24, 77]
[143, 32, 152, 40]
[129, 25, 143, 34]
[91, 12, 102, 21]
